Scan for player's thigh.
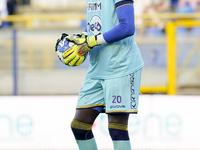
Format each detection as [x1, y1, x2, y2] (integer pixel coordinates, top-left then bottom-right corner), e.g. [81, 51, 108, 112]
[104, 69, 142, 114]
[77, 77, 105, 109]
[74, 108, 100, 124]
[108, 113, 129, 125]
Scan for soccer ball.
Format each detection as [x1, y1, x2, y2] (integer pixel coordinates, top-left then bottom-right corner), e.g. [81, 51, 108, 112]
[56, 35, 87, 66]
[56, 36, 74, 64]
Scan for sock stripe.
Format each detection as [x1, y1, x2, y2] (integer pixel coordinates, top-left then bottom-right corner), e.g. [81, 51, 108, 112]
[108, 123, 128, 131]
[85, 130, 92, 140]
[71, 119, 92, 130]
[71, 128, 94, 140]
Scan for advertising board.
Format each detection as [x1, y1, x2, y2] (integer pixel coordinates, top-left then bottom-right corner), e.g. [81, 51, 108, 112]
[0, 95, 200, 149]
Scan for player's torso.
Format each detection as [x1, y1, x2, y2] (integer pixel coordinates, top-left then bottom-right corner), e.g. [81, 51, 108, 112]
[86, 0, 144, 79]
[87, 0, 117, 35]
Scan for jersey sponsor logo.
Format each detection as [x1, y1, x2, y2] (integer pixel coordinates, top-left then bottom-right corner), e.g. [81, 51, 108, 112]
[87, 14, 102, 35]
[87, 2, 101, 11]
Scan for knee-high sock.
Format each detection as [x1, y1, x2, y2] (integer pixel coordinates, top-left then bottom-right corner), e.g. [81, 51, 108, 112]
[109, 123, 131, 150]
[71, 119, 97, 150]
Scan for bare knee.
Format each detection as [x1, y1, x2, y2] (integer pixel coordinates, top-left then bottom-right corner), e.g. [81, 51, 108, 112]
[108, 113, 129, 125]
[74, 109, 100, 124]
[71, 119, 94, 140]
[108, 114, 130, 141]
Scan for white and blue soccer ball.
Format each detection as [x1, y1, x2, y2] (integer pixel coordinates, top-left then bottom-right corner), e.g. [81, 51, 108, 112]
[56, 36, 74, 64]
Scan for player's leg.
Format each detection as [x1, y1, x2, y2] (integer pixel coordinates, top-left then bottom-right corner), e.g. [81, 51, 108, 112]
[104, 69, 142, 150]
[71, 77, 105, 150]
[71, 108, 100, 150]
[108, 113, 131, 150]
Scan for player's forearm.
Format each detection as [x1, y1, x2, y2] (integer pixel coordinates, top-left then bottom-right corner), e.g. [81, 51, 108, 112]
[103, 1, 135, 44]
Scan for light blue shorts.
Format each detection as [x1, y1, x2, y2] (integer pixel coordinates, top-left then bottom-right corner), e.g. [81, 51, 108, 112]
[76, 69, 142, 114]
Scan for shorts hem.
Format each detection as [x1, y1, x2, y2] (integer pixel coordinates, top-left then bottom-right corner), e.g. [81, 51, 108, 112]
[105, 110, 138, 114]
[76, 104, 105, 109]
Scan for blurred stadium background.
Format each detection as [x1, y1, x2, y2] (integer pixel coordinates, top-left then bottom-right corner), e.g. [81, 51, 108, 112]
[0, 0, 200, 150]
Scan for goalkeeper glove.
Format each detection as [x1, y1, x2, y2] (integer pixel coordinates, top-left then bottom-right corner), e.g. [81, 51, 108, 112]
[62, 35, 100, 66]
[55, 32, 87, 52]
[72, 31, 88, 38]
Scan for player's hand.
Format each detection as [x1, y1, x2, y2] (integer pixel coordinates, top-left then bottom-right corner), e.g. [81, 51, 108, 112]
[66, 35, 99, 55]
[62, 35, 99, 66]
[73, 31, 88, 38]
[62, 44, 86, 66]
[54, 32, 87, 51]
[55, 33, 68, 51]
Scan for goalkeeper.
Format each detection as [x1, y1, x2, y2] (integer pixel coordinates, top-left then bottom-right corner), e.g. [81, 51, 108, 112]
[55, 0, 144, 150]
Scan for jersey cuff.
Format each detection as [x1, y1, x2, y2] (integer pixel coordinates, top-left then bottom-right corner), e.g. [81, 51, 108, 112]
[82, 31, 88, 36]
[97, 34, 107, 44]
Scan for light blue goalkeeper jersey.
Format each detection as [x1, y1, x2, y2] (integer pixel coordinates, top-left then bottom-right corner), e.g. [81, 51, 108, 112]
[86, 0, 144, 79]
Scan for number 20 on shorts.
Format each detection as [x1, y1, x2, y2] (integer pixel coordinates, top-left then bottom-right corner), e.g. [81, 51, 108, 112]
[112, 95, 122, 103]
